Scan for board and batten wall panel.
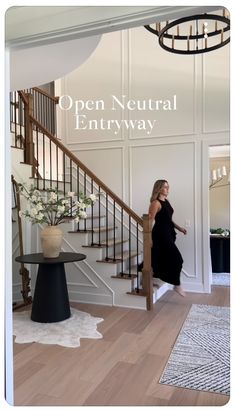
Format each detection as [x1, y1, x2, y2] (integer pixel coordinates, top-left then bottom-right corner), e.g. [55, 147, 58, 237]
[130, 142, 196, 282]
[57, 24, 230, 292]
[203, 45, 230, 133]
[72, 146, 124, 198]
[128, 27, 195, 139]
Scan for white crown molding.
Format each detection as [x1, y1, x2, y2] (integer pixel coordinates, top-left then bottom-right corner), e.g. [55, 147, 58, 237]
[6, 6, 219, 50]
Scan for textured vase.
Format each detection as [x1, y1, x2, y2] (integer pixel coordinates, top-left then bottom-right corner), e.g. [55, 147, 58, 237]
[40, 225, 63, 258]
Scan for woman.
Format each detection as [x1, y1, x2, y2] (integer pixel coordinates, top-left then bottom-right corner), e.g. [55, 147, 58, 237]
[148, 179, 187, 296]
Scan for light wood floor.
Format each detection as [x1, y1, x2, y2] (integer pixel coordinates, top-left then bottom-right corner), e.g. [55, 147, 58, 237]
[13, 285, 230, 406]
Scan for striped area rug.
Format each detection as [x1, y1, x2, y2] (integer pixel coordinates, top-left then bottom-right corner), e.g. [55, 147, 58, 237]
[159, 304, 230, 395]
[212, 272, 230, 286]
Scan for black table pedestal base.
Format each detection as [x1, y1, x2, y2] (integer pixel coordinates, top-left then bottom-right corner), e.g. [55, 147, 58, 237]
[31, 262, 71, 323]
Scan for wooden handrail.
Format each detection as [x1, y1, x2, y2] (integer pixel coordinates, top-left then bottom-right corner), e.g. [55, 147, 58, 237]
[32, 87, 59, 103]
[18, 90, 29, 105]
[29, 115, 143, 227]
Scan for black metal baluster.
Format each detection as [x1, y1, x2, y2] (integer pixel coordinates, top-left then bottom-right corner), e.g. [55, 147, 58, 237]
[121, 208, 124, 276]
[113, 200, 116, 261]
[54, 99, 57, 136]
[43, 95, 46, 129]
[136, 222, 139, 292]
[36, 91, 39, 127]
[77, 166, 80, 232]
[14, 92, 17, 147]
[32, 89, 35, 119]
[39, 91, 41, 125]
[36, 128, 39, 187]
[84, 173, 87, 232]
[128, 215, 131, 278]
[98, 186, 101, 246]
[9, 93, 12, 132]
[77, 166, 80, 194]
[19, 96, 22, 146]
[56, 146, 59, 191]
[48, 97, 50, 132]
[63, 153, 66, 196]
[105, 193, 109, 261]
[91, 180, 94, 245]
[70, 159, 73, 217]
[43, 133, 45, 190]
[49, 140, 52, 187]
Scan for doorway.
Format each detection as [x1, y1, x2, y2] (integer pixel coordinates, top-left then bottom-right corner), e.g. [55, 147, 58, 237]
[209, 145, 230, 287]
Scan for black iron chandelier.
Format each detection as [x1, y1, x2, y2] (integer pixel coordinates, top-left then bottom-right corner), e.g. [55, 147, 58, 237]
[144, 9, 230, 55]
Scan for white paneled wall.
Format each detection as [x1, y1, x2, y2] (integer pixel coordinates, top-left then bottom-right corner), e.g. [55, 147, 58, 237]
[56, 24, 230, 292]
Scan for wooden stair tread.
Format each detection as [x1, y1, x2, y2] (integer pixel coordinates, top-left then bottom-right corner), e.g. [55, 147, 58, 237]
[11, 146, 24, 150]
[126, 289, 147, 297]
[68, 226, 118, 234]
[92, 226, 118, 233]
[97, 250, 138, 263]
[82, 238, 128, 248]
[30, 177, 71, 184]
[111, 274, 137, 280]
[85, 214, 106, 220]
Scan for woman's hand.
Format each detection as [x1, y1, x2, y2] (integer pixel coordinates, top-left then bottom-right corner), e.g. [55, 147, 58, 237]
[173, 221, 187, 235]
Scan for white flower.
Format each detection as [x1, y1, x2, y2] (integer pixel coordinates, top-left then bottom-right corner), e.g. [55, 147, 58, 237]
[89, 194, 97, 202]
[79, 211, 87, 219]
[18, 184, 97, 226]
[30, 208, 38, 217]
[35, 212, 44, 220]
[49, 192, 58, 202]
[57, 205, 65, 213]
[36, 203, 43, 211]
[76, 201, 86, 210]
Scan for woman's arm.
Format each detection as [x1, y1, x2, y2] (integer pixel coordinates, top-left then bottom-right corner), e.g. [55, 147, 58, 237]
[149, 200, 161, 220]
[173, 221, 187, 235]
[148, 200, 161, 246]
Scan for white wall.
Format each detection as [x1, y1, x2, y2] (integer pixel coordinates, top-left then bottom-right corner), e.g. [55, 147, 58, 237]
[56, 25, 230, 292]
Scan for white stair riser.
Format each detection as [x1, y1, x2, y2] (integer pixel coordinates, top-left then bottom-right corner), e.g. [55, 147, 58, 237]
[76, 216, 106, 229]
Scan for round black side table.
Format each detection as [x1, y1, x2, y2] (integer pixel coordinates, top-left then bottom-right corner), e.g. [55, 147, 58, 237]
[15, 252, 86, 323]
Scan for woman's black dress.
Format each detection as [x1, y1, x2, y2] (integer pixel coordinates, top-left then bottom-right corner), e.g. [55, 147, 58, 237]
[151, 199, 183, 286]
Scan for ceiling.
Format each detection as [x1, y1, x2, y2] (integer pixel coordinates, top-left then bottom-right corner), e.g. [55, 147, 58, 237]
[6, 6, 220, 49]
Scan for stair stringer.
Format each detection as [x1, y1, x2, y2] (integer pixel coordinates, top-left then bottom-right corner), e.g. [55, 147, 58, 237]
[59, 225, 148, 309]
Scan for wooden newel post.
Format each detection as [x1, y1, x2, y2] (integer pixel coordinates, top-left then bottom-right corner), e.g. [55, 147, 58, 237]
[24, 93, 34, 166]
[142, 214, 153, 310]
[12, 175, 32, 307]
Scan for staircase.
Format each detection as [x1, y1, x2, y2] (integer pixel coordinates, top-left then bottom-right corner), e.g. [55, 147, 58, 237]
[10, 88, 170, 311]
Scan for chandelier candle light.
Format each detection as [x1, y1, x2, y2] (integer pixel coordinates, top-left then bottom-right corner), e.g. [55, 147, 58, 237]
[210, 165, 228, 189]
[18, 185, 97, 257]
